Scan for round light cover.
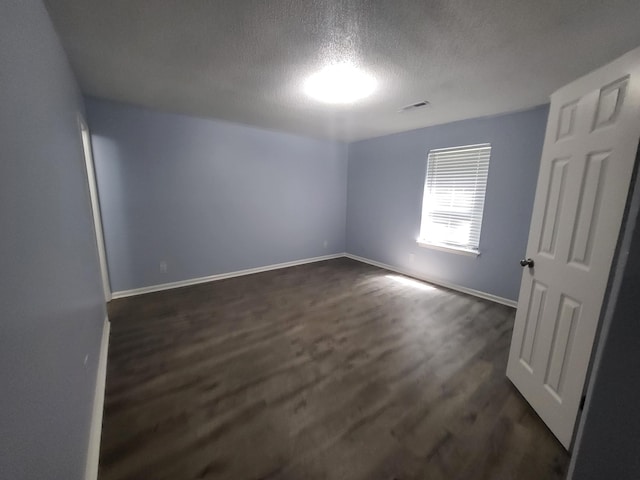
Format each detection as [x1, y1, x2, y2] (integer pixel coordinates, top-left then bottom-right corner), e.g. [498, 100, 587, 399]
[304, 63, 376, 104]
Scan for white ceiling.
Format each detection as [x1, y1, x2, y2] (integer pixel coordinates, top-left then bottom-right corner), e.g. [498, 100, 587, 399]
[45, 0, 640, 142]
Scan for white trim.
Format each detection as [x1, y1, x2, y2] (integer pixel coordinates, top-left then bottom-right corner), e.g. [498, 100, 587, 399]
[85, 317, 110, 480]
[79, 116, 111, 302]
[344, 253, 517, 308]
[428, 143, 492, 154]
[416, 240, 480, 257]
[111, 254, 344, 299]
[110, 252, 517, 308]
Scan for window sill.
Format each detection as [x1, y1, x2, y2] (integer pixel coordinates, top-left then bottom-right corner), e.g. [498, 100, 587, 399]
[416, 240, 480, 257]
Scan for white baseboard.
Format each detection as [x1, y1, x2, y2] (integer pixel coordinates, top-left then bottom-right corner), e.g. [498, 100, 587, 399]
[111, 251, 516, 308]
[344, 253, 518, 308]
[111, 253, 345, 299]
[85, 317, 110, 480]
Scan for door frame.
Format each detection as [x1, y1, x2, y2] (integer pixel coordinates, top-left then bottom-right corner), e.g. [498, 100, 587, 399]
[79, 115, 111, 302]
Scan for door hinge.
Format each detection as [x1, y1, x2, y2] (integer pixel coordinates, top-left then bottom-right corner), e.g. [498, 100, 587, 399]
[579, 395, 586, 410]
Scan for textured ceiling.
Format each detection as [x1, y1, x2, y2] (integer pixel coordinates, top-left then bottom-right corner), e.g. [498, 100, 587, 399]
[45, 0, 640, 142]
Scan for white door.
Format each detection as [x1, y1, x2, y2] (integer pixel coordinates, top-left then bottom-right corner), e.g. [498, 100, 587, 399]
[507, 46, 640, 449]
[79, 117, 112, 302]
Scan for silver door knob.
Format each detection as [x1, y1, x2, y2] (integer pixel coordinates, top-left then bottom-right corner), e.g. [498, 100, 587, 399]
[520, 258, 534, 268]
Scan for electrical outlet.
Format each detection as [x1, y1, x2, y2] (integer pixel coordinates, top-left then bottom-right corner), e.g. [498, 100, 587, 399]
[160, 261, 168, 273]
[409, 253, 416, 263]
[323, 240, 328, 248]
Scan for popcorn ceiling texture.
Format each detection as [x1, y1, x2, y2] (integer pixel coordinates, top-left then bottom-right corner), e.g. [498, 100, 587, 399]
[45, 0, 640, 141]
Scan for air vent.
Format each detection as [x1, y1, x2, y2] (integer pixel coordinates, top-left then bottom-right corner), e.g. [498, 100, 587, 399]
[399, 100, 430, 113]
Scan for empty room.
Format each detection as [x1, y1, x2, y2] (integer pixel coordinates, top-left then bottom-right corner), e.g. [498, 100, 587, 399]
[3, 0, 640, 479]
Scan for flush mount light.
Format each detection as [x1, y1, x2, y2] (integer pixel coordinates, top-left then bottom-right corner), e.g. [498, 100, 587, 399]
[304, 63, 376, 104]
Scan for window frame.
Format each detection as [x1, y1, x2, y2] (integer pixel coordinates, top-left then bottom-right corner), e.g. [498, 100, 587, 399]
[417, 143, 491, 256]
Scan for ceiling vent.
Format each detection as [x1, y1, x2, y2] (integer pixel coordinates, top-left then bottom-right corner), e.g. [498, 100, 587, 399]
[399, 100, 430, 113]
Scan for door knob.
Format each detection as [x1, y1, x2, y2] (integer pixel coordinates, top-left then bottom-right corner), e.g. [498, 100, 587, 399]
[520, 258, 534, 268]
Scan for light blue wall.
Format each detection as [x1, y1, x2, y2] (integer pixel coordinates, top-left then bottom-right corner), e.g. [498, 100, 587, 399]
[0, 0, 106, 478]
[346, 105, 549, 301]
[86, 98, 348, 293]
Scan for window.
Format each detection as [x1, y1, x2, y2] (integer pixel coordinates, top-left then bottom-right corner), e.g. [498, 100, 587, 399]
[418, 143, 491, 255]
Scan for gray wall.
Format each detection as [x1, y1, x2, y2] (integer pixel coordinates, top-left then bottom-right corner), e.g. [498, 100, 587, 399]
[0, 1, 106, 479]
[346, 105, 549, 301]
[86, 98, 348, 293]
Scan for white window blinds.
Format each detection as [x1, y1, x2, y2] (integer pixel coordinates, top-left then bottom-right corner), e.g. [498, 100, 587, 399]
[419, 143, 491, 253]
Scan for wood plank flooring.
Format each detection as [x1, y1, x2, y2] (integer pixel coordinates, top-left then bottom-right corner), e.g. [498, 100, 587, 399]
[101, 258, 569, 480]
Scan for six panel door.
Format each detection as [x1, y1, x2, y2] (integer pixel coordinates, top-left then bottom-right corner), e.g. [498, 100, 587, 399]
[507, 46, 640, 449]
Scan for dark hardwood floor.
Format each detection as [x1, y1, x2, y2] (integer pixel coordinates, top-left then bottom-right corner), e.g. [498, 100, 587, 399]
[101, 258, 569, 480]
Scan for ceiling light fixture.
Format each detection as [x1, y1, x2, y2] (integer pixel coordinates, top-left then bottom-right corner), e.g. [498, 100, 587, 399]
[304, 63, 376, 104]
